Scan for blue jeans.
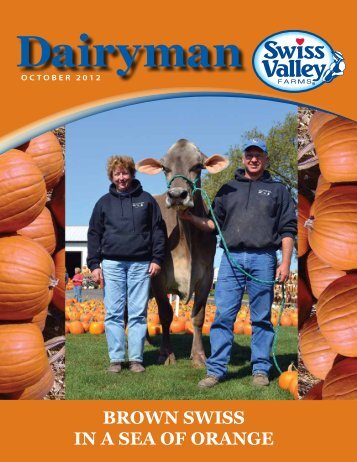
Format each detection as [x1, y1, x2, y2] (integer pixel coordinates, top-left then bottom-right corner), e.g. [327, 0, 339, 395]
[73, 285, 82, 302]
[206, 250, 276, 379]
[102, 259, 150, 363]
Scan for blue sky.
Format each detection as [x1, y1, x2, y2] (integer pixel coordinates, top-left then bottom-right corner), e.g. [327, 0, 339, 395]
[66, 95, 297, 268]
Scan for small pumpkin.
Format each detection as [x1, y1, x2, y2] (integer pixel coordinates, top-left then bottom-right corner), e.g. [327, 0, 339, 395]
[278, 363, 298, 390]
[322, 357, 357, 400]
[0, 150, 47, 233]
[22, 132, 64, 190]
[298, 194, 311, 257]
[18, 206, 58, 255]
[0, 236, 56, 320]
[316, 274, 357, 357]
[299, 315, 337, 380]
[307, 251, 346, 299]
[0, 323, 49, 393]
[89, 321, 105, 335]
[306, 186, 357, 271]
[69, 320, 84, 334]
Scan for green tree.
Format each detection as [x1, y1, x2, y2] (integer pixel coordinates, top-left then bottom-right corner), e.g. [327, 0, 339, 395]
[202, 112, 297, 202]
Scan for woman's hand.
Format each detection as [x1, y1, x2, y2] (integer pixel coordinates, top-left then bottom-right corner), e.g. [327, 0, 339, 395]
[91, 268, 103, 283]
[148, 262, 161, 278]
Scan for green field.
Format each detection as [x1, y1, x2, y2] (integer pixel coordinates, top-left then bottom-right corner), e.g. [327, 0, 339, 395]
[65, 327, 297, 400]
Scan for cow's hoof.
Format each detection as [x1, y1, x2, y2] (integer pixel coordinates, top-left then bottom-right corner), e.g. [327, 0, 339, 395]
[192, 356, 206, 368]
[157, 352, 176, 366]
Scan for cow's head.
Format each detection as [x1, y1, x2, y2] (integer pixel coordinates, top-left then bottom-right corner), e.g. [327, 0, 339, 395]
[136, 139, 229, 209]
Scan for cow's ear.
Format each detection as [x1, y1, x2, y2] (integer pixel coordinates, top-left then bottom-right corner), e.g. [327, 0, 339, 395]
[136, 158, 163, 175]
[204, 155, 229, 174]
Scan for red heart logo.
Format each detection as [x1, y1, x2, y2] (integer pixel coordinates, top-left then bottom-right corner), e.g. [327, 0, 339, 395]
[296, 38, 304, 45]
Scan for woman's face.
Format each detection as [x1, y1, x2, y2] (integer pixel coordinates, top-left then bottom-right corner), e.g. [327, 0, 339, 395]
[112, 167, 133, 192]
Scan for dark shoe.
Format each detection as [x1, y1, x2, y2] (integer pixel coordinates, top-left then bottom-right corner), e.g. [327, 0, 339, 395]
[129, 361, 145, 373]
[107, 363, 122, 373]
[252, 372, 269, 386]
[198, 375, 220, 389]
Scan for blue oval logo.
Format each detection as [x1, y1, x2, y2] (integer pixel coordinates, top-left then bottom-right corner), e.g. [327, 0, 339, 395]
[253, 30, 346, 93]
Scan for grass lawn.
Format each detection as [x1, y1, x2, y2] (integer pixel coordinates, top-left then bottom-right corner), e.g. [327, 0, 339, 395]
[65, 327, 297, 400]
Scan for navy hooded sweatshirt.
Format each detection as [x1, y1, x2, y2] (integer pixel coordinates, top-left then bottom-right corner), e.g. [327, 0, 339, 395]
[87, 179, 166, 271]
[212, 169, 297, 251]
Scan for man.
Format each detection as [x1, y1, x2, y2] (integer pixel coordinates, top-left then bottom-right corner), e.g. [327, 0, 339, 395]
[179, 139, 297, 388]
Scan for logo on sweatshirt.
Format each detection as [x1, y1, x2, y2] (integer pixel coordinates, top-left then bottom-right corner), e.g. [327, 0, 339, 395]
[132, 202, 144, 208]
[253, 30, 346, 92]
[258, 189, 272, 196]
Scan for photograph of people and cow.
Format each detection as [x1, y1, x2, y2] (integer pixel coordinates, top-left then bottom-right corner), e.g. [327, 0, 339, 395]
[65, 95, 299, 400]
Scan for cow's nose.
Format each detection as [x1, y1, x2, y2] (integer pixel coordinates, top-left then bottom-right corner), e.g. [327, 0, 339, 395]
[168, 188, 188, 200]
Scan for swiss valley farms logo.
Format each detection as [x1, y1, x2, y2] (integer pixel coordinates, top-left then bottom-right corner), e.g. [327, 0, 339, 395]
[253, 30, 346, 92]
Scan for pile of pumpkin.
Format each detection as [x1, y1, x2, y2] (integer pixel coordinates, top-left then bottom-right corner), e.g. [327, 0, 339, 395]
[147, 302, 297, 336]
[298, 111, 357, 400]
[0, 132, 65, 400]
[65, 299, 105, 335]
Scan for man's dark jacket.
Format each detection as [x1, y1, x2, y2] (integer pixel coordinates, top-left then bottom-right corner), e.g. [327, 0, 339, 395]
[212, 169, 297, 250]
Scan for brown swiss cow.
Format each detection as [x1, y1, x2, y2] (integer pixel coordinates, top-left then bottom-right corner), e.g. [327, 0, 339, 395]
[136, 139, 228, 366]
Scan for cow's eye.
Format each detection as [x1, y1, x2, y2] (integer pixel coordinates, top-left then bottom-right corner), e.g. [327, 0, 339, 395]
[190, 164, 202, 172]
[162, 166, 171, 174]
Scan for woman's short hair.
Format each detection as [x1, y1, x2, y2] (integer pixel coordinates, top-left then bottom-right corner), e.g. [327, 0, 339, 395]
[107, 156, 136, 180]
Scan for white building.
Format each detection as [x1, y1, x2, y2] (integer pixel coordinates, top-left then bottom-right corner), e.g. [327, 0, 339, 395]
[66, 226, 88, 277]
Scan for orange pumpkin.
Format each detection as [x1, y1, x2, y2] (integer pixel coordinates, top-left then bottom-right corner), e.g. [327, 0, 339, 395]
[278, 364, 298, 391]
[170, 320, 185, 333]
[314, 174, 331, 200]
[322, 357, 357, 400]
[299, 315, 337, 380]
[202, 321, 211, 335]
[307, 251, 346, 299]
[308, 111, 337, 140]
[316, 274, 357, 357]
[0, 236, 56, 320]
[243, 323, 252, 335]
[23, 132, 64, 190]
[298, 194, 311, 257]
[18, 206, 58, 255]
[52, 248, 65, 312]
[89, 321, 105, 335]
[0, 150, 47, 233]
[50, 175, 65, 229]
[69, 320, 84, 334]
[31, 306, 48, 332]
[306, 186, 357, 271]
[233, 320, 245, 334]
[0, 323, 48, 393]
[1, 364, 54, 400]
[309, 115, 357, 183]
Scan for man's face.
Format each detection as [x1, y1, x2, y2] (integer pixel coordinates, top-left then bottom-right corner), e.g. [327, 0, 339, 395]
[242, 147, 268, 177]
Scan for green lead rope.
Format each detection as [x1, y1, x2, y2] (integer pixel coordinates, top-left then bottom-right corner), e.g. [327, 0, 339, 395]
[167, 174, 286, 374]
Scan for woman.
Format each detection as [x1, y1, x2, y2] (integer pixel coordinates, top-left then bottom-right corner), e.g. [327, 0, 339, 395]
[87, 156, 166, 373]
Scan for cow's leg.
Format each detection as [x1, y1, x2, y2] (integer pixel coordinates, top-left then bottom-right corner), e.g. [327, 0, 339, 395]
[151, 277, 176, 365]
[191, 270, 213, 368]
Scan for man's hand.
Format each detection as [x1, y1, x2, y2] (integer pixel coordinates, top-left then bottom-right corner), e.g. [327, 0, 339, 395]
[91, 268, 103, 283]
[275, 262, 290, 283]
[148, 262, 161, 278]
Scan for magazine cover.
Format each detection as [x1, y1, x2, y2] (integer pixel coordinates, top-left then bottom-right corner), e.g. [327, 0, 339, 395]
[1, 0, 356, 460]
